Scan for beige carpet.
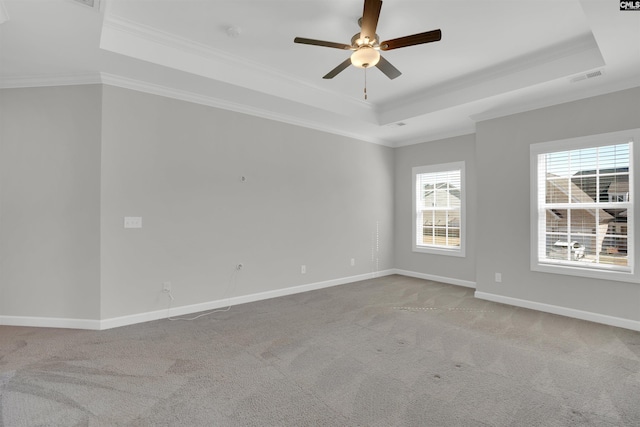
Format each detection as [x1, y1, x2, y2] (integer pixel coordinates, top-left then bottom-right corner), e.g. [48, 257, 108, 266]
[1, 275, 639, 426]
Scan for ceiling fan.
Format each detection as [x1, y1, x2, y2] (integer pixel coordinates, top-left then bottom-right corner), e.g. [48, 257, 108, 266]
[294, 0, 442, 81]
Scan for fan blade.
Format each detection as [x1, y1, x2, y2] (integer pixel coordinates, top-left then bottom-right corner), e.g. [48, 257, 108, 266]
[380, 29, 442, 51]
[294, 37, 352, 50]
[375, 55, 401, 80]
[360, 0, 383, 42]
[323, 58, 352, 79]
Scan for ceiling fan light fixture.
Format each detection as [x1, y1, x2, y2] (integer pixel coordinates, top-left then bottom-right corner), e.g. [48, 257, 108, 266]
[351, 46, 380, 68]
[294, 0, 440, 80]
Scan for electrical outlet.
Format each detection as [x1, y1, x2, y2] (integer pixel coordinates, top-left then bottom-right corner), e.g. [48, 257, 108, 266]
[495, 273, 502, 283]
[162, 282, 171, 292]
[301, 265, 306, 274]
[350, 258, 356, 267]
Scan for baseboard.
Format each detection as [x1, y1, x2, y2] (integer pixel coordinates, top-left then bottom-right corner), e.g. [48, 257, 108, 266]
[475, 291, 640, 332]
[392, 269, 476, 289]
[0, 269, 429, 331]
[99, 269, 395, 330]
[0, 315, 101, 330]
[6, 273, 636, 332]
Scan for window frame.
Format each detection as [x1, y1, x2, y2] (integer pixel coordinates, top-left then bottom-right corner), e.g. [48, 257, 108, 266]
[412, 161, 466, 257]
[530, 129, 639, 283]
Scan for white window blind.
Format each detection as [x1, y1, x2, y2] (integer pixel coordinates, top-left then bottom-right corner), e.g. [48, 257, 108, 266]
[413, 162, 465, 256]
[531, 132, 636, 281]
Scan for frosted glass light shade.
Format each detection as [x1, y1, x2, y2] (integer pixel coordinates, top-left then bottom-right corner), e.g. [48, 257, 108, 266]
[350, 47, 380, 68]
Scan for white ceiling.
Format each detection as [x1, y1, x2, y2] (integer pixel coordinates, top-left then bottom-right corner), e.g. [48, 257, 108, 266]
[1, 0, 639, 146]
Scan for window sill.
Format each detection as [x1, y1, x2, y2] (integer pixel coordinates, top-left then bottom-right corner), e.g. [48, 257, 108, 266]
[413, 245, 466, 258]
[531, 262, 638, 283]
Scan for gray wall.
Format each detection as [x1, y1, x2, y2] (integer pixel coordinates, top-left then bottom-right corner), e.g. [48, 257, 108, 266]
[475, 87, 640, 321]
[0, 85, 102, 319]
[2, 83, 639, 326]
[394, 134, 477, 284]
[100, 86, 394, 319]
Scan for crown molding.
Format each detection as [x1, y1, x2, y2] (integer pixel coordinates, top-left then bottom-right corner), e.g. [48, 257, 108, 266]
[0, 72, 101, 89]
[100, 73, 391, 147]
[0, 69, 389, 146]
[470, 75, 640, 123]
[392, 127, 477, 148]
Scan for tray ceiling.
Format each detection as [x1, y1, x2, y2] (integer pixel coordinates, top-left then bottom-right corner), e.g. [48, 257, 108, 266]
[1, 0, 639, 146]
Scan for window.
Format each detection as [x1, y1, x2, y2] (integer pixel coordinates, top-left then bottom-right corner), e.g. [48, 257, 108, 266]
[412, 162, 465, 257]
[530, 129, 638, 282]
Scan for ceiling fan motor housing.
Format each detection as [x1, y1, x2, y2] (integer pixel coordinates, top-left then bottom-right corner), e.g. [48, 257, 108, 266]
[351, 32, 379, 48]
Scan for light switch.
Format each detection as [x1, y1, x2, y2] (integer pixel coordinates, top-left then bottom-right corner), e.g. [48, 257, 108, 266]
[124, 217, 142, 228]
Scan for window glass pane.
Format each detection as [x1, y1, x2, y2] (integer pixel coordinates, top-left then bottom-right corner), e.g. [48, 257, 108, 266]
[606, 174, 630, 203]
[570, 147, 598, 174]
[547, 209, 567, 222]
[547, 143, 631, 204]
[571, 173, 597, 203]
[545, 233, 570, 260]
[415, 166, 462, 252]
[570, 208, 598, 231]
[544, 207, 619, 263]
[422, 225, 434, 245]
[546, 176, 570, 203]
[546, 151, 570, 176]
[601, 237, 628, 266]
[537, 140, 632, 274]
[607, 222, 627, 236]
[599, 143, 630, 170]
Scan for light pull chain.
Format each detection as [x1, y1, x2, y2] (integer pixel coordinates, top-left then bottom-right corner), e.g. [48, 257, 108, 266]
[364, 67, 368, 100]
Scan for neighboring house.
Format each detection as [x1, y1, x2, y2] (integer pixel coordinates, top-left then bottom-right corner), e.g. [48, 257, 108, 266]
[421, 183, 461, 238]
[608, 180, 630, 203]
[604, 180, 629, 253]
[573, 168, 629, 254]
[572, 167, 629, 203]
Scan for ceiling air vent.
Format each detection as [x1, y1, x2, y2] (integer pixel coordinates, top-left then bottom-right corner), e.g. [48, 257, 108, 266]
[570, 69, 604, 83]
